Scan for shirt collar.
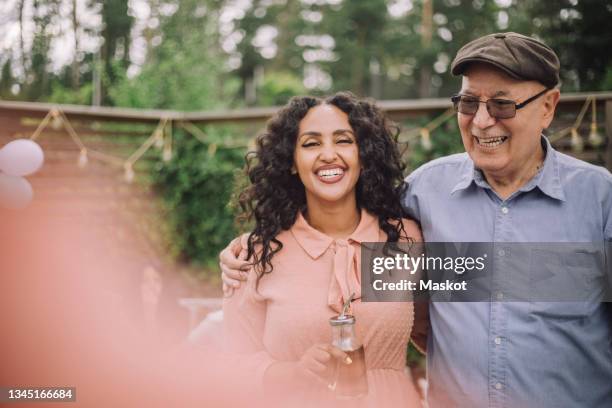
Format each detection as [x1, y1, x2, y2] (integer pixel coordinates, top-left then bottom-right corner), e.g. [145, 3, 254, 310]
[450, 157, 477, 194]
[529, 136, 566, 201]
[290, 208, 381, 260]
[450, 135, 565, 201]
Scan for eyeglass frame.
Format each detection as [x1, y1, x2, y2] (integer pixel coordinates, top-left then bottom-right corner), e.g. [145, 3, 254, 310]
[450, 88, 550, 119]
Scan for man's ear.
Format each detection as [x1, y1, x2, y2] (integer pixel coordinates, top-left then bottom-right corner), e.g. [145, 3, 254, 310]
[541, 88, 560, 129]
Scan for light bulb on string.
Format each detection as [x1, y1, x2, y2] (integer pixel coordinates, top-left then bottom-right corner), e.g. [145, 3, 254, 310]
[588, 98, 603, 147]
[154, 131, 164, 149]
[124, 163, 135, 183]
[51, 110, 63, 130]
[588, 122, 603, 147]
[162, 139, 172, 162]
[420, 128, 432, 151]
[77, 148, 88, 168]
[570, 128, 584, 152]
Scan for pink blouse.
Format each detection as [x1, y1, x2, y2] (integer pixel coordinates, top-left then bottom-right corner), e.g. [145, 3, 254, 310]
[223, 209, 423, 407]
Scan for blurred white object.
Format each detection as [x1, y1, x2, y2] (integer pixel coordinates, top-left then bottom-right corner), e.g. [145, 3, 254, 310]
[187, 309, 224, 348]
[178, 297, 223, 330]
[0, 139, 44, 176]
[0, 173, 33, 209]
[178, 297, 224, 348]
[418, 377, 429, 408]
[77, 148, 88, 168]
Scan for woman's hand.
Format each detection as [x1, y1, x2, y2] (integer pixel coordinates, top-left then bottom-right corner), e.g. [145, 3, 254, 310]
[298, 343, 351, 385]
[265, 344, 351, 392]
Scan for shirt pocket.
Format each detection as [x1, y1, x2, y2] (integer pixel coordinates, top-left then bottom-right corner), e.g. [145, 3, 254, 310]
[529, 248, 604, 318]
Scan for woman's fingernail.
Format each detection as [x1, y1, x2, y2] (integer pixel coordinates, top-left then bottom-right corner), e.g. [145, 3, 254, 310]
[345, 357, 352, 364]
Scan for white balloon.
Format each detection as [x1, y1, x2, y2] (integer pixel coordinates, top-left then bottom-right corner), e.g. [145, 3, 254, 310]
[0, 172, 33, 209]
[0, 139, 44, 176]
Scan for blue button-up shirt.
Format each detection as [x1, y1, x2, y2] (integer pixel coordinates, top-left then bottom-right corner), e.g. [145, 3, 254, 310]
[403, 137, 612, 408]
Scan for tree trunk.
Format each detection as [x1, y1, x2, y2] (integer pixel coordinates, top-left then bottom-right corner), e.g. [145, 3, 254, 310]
[71, 0, 80, 89]
[418, 0, 433, 98]
[18, 0, 26, 77]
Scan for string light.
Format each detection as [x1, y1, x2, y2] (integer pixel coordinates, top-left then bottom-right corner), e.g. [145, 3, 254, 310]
[77, 148, 88, 168]
[27, 97, 603, 189]
[50, 109, 63, 130]
[124, 162, 135, 183]
[588, 98, 603, 147]
[154, 130, 164, 149]
[570, 128, 584, 152]
[420, 128, 432, 151]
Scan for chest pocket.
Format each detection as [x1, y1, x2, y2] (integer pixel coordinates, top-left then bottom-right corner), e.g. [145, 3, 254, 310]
[529, 247, 605, 318]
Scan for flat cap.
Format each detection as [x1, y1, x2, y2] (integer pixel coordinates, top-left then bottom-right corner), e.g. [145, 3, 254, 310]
[451, 32, 560, 88]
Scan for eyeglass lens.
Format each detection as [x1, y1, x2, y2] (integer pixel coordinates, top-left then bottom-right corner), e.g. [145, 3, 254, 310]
[453, 96, 516, 119]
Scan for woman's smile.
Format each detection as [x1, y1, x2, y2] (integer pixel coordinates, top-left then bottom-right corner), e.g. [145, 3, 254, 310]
[315, 164, 347, 184]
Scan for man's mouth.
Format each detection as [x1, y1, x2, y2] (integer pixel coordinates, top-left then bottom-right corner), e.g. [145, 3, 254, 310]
[473, 135, 509, 148]
[316, 167, 345, 183]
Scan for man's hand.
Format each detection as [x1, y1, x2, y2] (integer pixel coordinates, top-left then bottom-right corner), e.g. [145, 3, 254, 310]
[220, 234, 250, 296]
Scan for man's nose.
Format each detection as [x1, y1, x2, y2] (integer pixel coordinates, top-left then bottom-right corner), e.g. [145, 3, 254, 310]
[472, 102, 496, 129]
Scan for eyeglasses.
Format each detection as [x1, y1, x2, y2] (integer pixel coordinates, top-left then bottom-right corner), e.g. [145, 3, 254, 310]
[451, 88, 549, 119]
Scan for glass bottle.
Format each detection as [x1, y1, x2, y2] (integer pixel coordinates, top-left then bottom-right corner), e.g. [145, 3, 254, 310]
[328, 300, 368, 399]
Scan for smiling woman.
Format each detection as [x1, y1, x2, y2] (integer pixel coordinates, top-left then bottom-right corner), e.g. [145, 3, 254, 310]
[222, 92, 424, 406]
[293, 104, 361, 232]
[238, 92, 412, 279]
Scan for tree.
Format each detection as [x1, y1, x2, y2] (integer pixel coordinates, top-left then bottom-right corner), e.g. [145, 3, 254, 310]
[109, 0, 235, 110]
[98, 0, 134, 104]
[508, 0, 612, 91]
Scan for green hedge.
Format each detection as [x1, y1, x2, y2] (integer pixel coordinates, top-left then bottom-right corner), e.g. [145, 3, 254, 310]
[152, 128, 246, 270]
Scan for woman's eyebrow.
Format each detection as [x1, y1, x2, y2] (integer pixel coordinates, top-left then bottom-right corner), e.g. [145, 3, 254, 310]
[298, 131, 322, 138]
[333, 129, 355, 136]
[298, 129, 354, 138]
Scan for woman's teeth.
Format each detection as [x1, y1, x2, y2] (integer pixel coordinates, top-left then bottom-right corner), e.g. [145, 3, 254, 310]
[475, 136, 508, 148]
[317, 168, 344, 179]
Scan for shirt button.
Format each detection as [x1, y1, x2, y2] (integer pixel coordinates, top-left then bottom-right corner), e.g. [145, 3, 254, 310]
[498, 249, 505, 257]
[501, 206, 509, 214]
[495, 382, 503, 390]
[494, 336, 502, 345]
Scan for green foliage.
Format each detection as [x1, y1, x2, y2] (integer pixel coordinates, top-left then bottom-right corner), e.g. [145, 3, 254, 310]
[257, 71, 306, 106]
[407, 342, 425, 368]
[47, 81, 94, 105]
[0, 60, 15, 98]
[510, 0, 612, 92]
[109, 0, 238, 110]
[152, 128, 246, 270]
[403, 116, 465, 171]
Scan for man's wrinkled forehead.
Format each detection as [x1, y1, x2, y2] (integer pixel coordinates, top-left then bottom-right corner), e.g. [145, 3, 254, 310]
[459, 63, 542, 96]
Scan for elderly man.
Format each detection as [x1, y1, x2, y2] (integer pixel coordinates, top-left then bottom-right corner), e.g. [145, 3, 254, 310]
[220, 32, 612, 407]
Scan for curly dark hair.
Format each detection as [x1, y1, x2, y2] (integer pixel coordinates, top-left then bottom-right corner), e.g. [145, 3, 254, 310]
[238, 91, 412, 282]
